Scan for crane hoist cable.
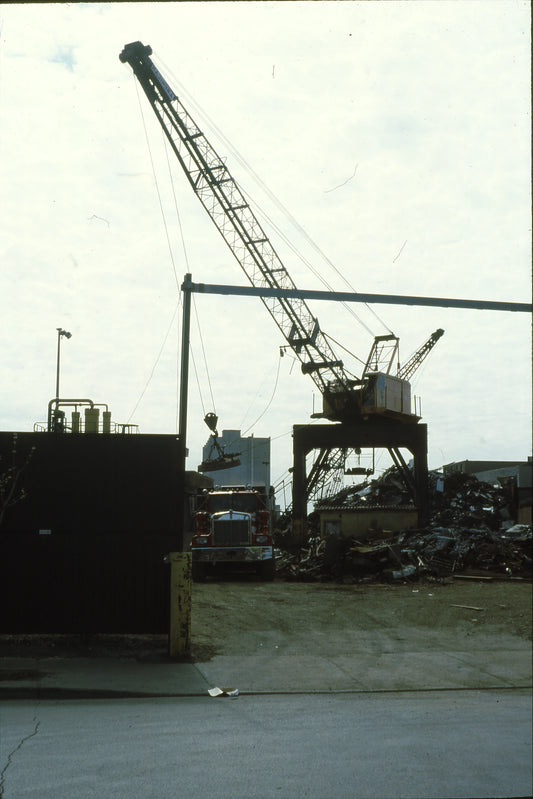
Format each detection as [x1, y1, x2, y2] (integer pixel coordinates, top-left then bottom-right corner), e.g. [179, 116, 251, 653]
[238, 186, 377, 339]
[121, 43, 357, 401]
[322, 330, 367, 371]
[124, 45, 447, 509]
[134, 77, 180, 289]
[120, 39, 444, 486]
[192, 295, 217, 415]
[240, 184, 395, 337]
[163, 110, 220, 420]
[164, 134, 217, 428]
[163, 134, 190, 272]
[159, 56, 392, 339]
[189, 340, 206, 418]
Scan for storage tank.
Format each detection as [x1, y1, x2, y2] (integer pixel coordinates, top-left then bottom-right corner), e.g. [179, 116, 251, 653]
[102, 411, 112, 434]
[71, 411, 81, 433]
[84, 407, 100, 433]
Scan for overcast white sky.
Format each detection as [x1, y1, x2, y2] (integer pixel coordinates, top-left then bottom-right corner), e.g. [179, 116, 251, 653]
[0, 1, 531, 506]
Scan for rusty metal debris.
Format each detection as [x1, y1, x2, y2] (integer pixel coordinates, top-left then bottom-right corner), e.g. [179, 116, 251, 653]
[275, 469, 532, 582]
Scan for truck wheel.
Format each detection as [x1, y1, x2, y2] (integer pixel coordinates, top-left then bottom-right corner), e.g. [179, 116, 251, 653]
[260, 559, 275, 582]
[192, 562, 207, 582]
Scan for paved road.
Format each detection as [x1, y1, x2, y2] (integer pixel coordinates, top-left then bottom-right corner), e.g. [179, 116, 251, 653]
[1, 689, 531, 799]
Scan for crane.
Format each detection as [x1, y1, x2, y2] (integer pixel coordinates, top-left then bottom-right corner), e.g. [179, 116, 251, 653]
[119, 43, 349, 411]
[119, 41, 440, 518]
[304, 328, 444, 499]
[119, 41, 442, 426]
[398, 328, 444, 381]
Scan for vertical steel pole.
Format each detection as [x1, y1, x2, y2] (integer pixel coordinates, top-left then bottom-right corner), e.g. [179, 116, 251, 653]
[169, 274, 193, 657]
[178, 274, 192, 457]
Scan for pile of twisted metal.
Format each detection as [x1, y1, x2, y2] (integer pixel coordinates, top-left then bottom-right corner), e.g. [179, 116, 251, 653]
[275, 469, 532, 582]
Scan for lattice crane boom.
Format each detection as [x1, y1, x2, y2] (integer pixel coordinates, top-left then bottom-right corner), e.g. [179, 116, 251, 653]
[397, 328, 444, 381]
[119, 41, 350, 404]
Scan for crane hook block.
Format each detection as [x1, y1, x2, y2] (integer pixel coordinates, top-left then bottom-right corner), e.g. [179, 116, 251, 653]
[204, 412, 219, 434]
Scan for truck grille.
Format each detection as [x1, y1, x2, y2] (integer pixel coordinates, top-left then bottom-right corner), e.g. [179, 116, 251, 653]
[213, 519, 250, 546]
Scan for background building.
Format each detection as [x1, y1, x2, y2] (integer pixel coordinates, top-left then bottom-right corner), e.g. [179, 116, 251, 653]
[200, 430, 271, 489]
[443, 457, 532, 523]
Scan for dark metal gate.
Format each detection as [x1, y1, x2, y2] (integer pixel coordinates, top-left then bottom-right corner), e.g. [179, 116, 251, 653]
[0, 431, 184, 633]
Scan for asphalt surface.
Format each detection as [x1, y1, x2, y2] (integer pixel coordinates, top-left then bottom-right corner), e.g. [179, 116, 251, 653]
[2, 691, 532, 799]
[1, 630, 531, 799]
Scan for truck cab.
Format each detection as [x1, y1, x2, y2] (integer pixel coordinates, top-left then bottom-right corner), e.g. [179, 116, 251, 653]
[191, 485, 275, 581]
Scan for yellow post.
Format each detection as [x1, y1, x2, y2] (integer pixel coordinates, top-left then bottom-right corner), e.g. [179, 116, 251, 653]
[168, 551, 192, 657]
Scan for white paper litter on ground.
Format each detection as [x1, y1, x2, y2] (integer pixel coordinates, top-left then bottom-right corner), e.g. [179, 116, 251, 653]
[208, 687, 239, 697]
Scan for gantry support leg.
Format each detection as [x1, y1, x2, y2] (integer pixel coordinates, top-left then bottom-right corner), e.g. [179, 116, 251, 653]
[292, 420, 429, 532]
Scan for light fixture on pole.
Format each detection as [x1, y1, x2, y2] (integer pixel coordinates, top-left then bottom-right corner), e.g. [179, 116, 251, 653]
[55, 328, 72, 399]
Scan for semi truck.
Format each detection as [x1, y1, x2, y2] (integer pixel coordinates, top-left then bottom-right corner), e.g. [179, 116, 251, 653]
[191, 485, 275, 581]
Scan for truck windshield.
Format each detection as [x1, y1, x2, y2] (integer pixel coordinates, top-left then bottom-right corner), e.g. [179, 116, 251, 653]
[209, 493, 257, 513]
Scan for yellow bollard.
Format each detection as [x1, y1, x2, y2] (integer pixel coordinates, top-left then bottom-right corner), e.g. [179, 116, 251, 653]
[168, 551, 192, 658]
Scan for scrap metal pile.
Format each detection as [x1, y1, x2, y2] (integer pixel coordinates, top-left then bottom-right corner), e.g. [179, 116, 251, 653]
[275, 468, 532, 582]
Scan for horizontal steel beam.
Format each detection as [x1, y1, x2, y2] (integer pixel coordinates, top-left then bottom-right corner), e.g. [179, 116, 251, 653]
[181, 276, 531, 313]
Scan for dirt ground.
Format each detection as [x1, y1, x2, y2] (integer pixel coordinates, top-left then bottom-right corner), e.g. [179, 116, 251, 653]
[1, 577, 530, 662]
[190, 576, 532, 662]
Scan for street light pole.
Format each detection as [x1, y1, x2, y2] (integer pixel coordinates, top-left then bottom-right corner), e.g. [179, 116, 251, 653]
[55, 328, 72, 399]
